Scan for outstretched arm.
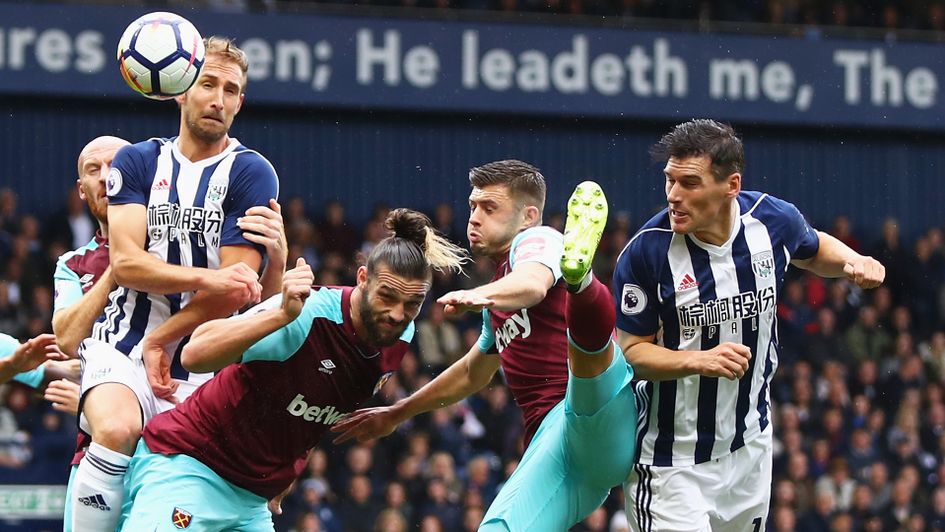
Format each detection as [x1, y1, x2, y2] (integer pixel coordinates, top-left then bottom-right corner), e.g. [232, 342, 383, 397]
[0, 335, 66, 385]
[331, 346, 501, 444]
[439, 262, 553, 315]
[792, 231, 885, 289]
[239, 199, 289, 301]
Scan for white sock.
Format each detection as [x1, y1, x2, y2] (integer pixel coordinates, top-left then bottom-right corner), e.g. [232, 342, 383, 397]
[71, 442, 131, 532]
[568, 270, 594, 294]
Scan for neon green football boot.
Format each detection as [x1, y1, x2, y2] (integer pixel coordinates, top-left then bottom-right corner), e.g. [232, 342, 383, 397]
[561, 181, 608, 288]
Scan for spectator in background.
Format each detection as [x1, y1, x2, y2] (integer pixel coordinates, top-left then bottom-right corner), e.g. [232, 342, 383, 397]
[318, 200, 359, 261]
[416, 304, 463, 371]
[845, 306, 891, 364]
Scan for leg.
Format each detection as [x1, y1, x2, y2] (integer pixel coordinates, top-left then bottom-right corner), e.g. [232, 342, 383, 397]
[565, 346, 637, 487]
[712, 430, 773, 531]
[63, 465, 76, 532]
[561, 180, 614, 378]
[72, 341, 145, 532]
[480, 402, 610, 531]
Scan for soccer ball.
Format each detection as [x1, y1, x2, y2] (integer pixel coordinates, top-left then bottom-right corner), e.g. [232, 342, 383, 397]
[117, 12, 205, 100]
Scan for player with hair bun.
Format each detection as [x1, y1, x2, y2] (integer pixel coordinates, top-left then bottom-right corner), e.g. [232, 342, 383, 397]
[118, 208, 467, 532]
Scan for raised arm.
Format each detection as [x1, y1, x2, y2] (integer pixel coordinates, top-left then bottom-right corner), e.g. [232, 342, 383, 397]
[181, 258, 313, 373]
[140, 245, 264, 400]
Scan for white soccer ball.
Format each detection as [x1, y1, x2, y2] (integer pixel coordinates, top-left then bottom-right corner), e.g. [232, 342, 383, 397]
[117, 12, 205, 100]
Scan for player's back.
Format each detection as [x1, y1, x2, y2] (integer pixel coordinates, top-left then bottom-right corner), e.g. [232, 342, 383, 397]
[142, 286, 412, 499]
[91, 138, 278, 382]
[615, 191, 819, 466]
[479, 226, 570, 445]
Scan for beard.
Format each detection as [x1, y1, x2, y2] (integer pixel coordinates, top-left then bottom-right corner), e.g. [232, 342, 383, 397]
[358, 289, 406, 347]
[185, 113, 227, 144]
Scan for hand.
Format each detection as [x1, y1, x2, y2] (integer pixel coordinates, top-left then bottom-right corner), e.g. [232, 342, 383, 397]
[202, 262, 262, 306]
[44, 379, 81, 416]
[281, 258, 314, 321]
[436, 290, 495, 316]
[141, 336, 179, 403]
[239, 199, 288, 269]
[694, 342, 752, 380]
[268, 482, 294, 516]
[44, 358, 82, 382]
[10, 334, 65, 373]
[330, 406, 401, 444]
[843, 257, 885, 289]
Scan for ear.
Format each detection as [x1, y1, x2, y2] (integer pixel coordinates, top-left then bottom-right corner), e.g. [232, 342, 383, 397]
[235, 93, 245, 115]
[726, 172, 741, 199]
[356, 265, 368, 287]
[175, 92, 187, 106]
[521, 205, 541, 229]
[76, 179, 86, 201]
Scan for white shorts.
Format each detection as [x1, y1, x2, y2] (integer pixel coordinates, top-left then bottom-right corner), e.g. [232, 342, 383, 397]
[77, 338, 201, 435]
[625, 428, 773, 532]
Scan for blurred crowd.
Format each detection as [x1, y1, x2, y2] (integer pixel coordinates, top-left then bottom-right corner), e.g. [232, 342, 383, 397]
[161, 0, 945, 33]
[2, 184, 945, 531]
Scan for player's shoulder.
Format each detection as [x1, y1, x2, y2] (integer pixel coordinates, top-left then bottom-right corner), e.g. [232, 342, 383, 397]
[625, 210, 673, 251]
[738, 190, 800, 220]
[231, 143, 278, 178]
[512, 225, 562, 246]
[55, 236, 99, 268]
[303, 286, 345, 324]
[120, 137, 167, 160]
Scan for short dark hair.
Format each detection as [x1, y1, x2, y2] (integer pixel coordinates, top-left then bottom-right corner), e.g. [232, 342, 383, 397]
[468, 160, 546, 213]
[651, 119, 745, 182]
[366, 209, 468, 280]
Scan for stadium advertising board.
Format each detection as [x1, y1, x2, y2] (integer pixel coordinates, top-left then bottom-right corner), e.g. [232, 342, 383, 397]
[1, 3, 943, 129]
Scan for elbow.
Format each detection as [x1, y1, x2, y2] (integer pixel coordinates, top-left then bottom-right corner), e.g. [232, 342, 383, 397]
[110, 255, 134, 287]
[523, 283, 549, 308]
[180, 343, 203, 373]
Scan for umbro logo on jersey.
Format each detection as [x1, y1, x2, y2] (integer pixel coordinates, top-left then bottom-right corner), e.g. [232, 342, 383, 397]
[78, 493, 110, 511]
[677, 274, 699, 291]
[152, 178, 170, 191]
[319, 359, 336, 374]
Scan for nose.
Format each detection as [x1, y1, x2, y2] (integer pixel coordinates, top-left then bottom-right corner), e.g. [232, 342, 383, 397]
[388, 303, 405, 324]
[666, 181, 682, 203]
[469, 207, 482, 227]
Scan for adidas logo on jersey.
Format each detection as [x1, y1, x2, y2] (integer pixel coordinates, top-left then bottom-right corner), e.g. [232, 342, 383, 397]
[78, 493, 111, 511]
[677, 274, 699, 291]
[286, 394, 346, 425]
[152, 178, 170, 191]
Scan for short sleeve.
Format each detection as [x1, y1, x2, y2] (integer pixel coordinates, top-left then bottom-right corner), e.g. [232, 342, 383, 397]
[53, 253, 83, 313]
[779, 198, 820, 261]
[0, 334, 45, 388]
[106, 144, 151, 206]
[221, 153, 280, 252]
[612, 236, 661, 337]
[509, 226, 563, 282]
[476, 309, 497, 354]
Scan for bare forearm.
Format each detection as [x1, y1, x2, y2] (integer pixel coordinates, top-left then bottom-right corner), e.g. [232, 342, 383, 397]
[0, 358, 18, 384]
[796, 231, 863, 278]
[183, 308, 292, 372]
[626, 342, 698, 381]
[112, 253, 208, 294]
[53, 269, 115, 357]
[146, 292, 244, 348]
[473, 269, 547, 311]
[392, 351, 496, 420]
[259, 258, 285, 300]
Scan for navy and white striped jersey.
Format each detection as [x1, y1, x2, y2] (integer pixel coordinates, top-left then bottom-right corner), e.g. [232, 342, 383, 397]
[92, 137, 279, 383]
[613, 191, 819, 467]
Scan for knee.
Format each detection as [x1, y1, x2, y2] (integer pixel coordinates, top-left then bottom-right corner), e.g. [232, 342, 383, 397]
[92, 415, 141, 455]
[478, 519, 511, 532]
